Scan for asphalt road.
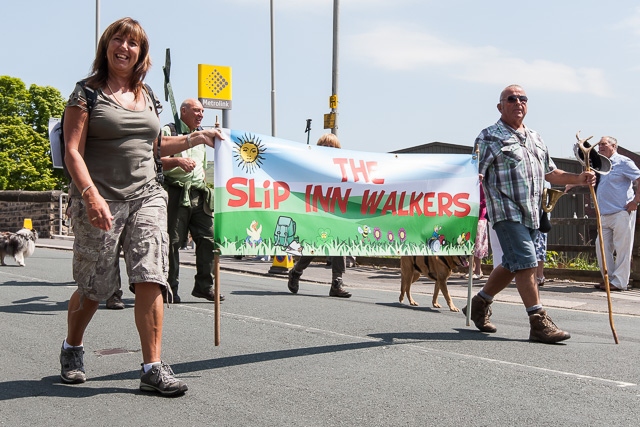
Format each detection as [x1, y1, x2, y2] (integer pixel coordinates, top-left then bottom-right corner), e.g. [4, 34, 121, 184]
[1, 245, 640, 426]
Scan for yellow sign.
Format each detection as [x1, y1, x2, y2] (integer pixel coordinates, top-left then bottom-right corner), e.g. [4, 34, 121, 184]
[324, 113, 336, 129]
[198, 64, 232, 110]
[329, 95, 338, 109]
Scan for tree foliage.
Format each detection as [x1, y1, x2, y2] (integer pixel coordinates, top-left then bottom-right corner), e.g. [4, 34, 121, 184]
[0, 75, 67, 190]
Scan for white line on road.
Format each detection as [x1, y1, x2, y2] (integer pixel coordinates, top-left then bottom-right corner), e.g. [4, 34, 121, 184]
[180, 304, 637, 389]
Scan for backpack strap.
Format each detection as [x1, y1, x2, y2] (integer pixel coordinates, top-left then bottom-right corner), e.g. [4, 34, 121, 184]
[166, 122, 178, 136]
[77, 79, 98, 113]
[143, 83, 165, 184]
[143, 83, 163, 116]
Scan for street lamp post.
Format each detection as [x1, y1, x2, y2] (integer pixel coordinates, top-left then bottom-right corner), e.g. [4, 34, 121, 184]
[95, 0, 100, 51]
[270, 0, 277, 137]
[331, 0, 339, 136]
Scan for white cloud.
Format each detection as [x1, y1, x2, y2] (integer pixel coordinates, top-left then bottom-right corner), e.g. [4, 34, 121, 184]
[348, 24, 612, 97]
[615, 6, 640, 36]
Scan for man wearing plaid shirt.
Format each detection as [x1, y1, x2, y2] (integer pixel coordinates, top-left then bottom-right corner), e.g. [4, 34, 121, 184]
[462, 84, 596, 344]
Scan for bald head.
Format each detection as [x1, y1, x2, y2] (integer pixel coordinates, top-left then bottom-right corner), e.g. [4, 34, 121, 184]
[497, 84, 527, 130]
[499, 84, 524, 102]
[180, 98, 204, 131]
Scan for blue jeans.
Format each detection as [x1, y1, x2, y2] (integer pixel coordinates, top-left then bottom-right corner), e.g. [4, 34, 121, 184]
[493, 221, 538, 273]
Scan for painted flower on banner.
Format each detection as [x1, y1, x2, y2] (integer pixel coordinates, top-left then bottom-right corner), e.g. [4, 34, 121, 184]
[456, 232, 471, 246]
[398, 228, 407, 242]
[316, 228, 332, 245]
[373, 227, 382, 241]
[234, 133, 267, 173]
[387, 231, 394, 242]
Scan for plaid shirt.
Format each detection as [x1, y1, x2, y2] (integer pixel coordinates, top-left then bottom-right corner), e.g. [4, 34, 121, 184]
[476, 120, 556, 230]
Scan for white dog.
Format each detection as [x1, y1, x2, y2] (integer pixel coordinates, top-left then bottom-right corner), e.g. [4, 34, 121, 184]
[0, 228, 38, 267]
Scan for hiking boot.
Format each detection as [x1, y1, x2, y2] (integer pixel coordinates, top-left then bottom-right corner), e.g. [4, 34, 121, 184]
[106, 291, 125, 310]
[329, 278, 352, 298]
[60, 343, 86, 384]
[288, 269, 301, 294]
[529, 310, 571, 344]
[139, 362, 188, 396]
[462, 295, 497, 333]
[191, 287, 225, 302]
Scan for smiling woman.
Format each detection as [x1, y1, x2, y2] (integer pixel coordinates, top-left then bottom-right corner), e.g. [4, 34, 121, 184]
[59, 16, 213, 397]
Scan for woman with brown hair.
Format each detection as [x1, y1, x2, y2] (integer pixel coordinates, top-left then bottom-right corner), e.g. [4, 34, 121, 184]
[59, 17, 223, 396]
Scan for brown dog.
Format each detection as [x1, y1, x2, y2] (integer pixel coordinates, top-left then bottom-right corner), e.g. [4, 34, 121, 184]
[399, 255, 466, 312]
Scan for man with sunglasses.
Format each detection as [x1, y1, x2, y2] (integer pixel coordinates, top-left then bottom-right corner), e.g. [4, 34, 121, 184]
[463, 84, 596, 344]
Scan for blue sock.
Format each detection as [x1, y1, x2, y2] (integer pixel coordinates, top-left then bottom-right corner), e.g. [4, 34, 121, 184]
[478, 290, 493, 301]
[63, 339, 82, 350]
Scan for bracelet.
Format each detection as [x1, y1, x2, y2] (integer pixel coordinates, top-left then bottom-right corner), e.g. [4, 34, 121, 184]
[81, 184, 93, 197]
[187, 133, 193, 148]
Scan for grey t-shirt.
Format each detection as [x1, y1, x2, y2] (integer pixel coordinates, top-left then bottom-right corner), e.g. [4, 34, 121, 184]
[67, 82, 161, 201]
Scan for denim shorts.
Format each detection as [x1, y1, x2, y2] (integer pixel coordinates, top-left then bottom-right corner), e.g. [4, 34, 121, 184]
[71, 188, 169, 301]
[493, 220, 538, 272]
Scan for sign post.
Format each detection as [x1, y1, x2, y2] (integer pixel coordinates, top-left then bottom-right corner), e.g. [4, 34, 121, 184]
[198, 64, 233, 127]
[163, 49, 188, 134]
[198, 64, 233, 345]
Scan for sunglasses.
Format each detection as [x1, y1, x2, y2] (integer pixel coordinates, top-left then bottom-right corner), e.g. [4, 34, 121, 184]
[503, 95, 528, 104]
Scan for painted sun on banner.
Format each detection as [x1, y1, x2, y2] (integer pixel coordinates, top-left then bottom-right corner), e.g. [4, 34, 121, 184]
[213, 130, 480, 257]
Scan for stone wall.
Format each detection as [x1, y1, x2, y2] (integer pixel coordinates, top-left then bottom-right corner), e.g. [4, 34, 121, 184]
[0, 191, 70, 238]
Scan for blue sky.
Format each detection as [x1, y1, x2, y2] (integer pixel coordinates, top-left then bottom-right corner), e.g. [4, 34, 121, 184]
[3, 0, 640, 159]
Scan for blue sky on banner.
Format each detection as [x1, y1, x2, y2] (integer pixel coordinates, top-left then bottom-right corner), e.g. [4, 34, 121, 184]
[4, 1, 640, 159]
[216, 130, 479, 196]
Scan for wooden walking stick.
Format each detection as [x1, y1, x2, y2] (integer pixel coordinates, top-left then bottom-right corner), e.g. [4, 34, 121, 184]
[214, 251, 221, 346]
[575, 131, 619, 344]
[214, 117, 222, 346]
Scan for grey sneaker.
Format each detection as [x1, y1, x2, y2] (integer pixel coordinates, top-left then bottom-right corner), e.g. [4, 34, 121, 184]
[288, 269, 301, 294]
[140, 362, 188, 396]
[60, 343, 86, 384]
[329, 278, 352, 298]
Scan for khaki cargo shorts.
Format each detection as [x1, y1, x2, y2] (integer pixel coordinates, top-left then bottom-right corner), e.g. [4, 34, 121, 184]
[70, 189, 169, 301]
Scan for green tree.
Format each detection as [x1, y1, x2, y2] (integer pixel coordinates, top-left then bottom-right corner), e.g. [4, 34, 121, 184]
[0, 75, 67, 190]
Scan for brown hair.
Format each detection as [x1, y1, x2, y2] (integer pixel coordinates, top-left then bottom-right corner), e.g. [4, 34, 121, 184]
[86, 17, 151, 96]
[316, 133, 341, 149]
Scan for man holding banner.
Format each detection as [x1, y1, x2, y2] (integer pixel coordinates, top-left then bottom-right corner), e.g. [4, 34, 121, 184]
[464, 84, 596, 344]
[162, 99, 223, 303]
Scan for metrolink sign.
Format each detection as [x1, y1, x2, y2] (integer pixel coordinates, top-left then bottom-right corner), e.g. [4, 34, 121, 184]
[198, 64, 232, 110]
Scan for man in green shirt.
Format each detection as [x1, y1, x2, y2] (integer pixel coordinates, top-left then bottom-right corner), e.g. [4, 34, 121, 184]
[162, 98, 223, 303]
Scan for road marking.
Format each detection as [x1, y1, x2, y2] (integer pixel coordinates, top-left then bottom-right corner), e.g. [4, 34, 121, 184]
[3, 260, 637, 389]
[181, 304, 637, 389]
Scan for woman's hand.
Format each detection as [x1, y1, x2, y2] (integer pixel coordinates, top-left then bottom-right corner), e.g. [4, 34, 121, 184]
[83, 188, 114, 231]
[195, 128, 225, 148]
